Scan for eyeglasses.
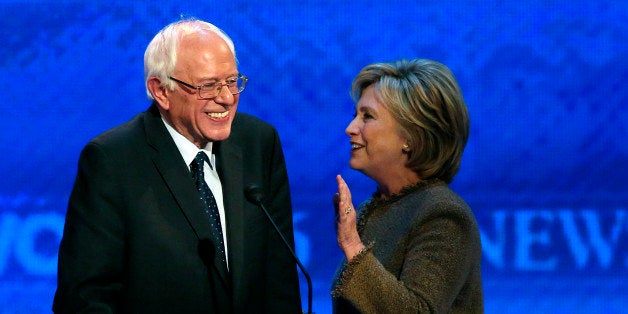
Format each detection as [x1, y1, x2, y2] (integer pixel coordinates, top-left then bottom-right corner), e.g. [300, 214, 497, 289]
[169, 74, 248, 99]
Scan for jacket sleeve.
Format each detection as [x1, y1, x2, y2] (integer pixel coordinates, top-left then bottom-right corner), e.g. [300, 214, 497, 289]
[53, 142, 125, 313]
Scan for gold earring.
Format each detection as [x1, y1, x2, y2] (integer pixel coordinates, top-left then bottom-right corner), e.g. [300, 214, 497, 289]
[402, 144, 410, 153]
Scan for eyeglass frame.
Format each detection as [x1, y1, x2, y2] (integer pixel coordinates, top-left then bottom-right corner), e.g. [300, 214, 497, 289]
[168, 73, 248, 99]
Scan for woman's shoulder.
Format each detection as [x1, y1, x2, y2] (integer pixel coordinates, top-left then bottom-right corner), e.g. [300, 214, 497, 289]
[401, 182, 476, 223]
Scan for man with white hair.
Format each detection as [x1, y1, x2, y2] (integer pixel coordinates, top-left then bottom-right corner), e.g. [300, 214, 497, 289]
[53, 18, 301, 313]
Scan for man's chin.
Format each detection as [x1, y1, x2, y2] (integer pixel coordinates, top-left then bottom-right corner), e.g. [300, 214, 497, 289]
[205, 129, 232, 142]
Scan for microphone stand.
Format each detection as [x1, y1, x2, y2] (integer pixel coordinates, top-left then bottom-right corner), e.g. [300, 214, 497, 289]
[246, 186, 314, 314]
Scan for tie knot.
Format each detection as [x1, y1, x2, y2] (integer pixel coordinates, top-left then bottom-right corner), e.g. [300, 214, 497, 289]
[194, 151, 211, 170]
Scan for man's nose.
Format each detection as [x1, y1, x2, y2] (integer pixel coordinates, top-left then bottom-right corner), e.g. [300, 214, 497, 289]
[213, 86, 235, 104]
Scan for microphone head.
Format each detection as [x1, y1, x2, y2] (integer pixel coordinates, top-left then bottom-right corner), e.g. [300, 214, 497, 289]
[245, 184, 264, 204]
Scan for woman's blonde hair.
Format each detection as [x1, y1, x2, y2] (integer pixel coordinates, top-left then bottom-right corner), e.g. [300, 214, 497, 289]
[351, 59, 469, 183]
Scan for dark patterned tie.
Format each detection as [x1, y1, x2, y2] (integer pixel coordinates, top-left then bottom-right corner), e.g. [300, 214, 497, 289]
[191, 151, 228, 272]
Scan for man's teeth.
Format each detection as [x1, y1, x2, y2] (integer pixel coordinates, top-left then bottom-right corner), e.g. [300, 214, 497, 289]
[351, 143, 363, 149]
[208, 111, 228, 119]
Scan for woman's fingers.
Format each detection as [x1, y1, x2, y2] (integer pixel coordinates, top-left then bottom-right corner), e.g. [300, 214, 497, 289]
[336, 174, 353, 213]
[334, 175, 356, 227]
[333, 175, 364, 260]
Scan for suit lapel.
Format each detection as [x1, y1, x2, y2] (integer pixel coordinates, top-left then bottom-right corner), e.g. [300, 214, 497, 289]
[143, 105, 213, 241]
[144, 104, 234, 313]
[214, 140, 246, 304]
[144, 105, 233, 290]
[144, 105, 266, 310]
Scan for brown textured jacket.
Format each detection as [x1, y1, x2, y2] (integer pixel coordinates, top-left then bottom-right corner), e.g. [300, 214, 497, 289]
[331, 180, 483, 313]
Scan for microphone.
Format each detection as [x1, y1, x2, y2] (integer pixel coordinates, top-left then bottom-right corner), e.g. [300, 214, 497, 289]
[245, 184, 314, 314]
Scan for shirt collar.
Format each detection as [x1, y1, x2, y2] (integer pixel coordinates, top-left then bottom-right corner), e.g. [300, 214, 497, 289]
[161, 115, 214, 170]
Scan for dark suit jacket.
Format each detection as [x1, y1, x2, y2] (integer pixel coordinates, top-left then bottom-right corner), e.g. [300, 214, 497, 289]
[53, 104, 302, 313]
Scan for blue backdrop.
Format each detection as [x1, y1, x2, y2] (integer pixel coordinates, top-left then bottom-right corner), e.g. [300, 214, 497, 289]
[1, 1, 626, 313]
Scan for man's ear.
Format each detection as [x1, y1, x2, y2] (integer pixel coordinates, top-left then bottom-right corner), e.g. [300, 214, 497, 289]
[147, 77, 170, 110]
